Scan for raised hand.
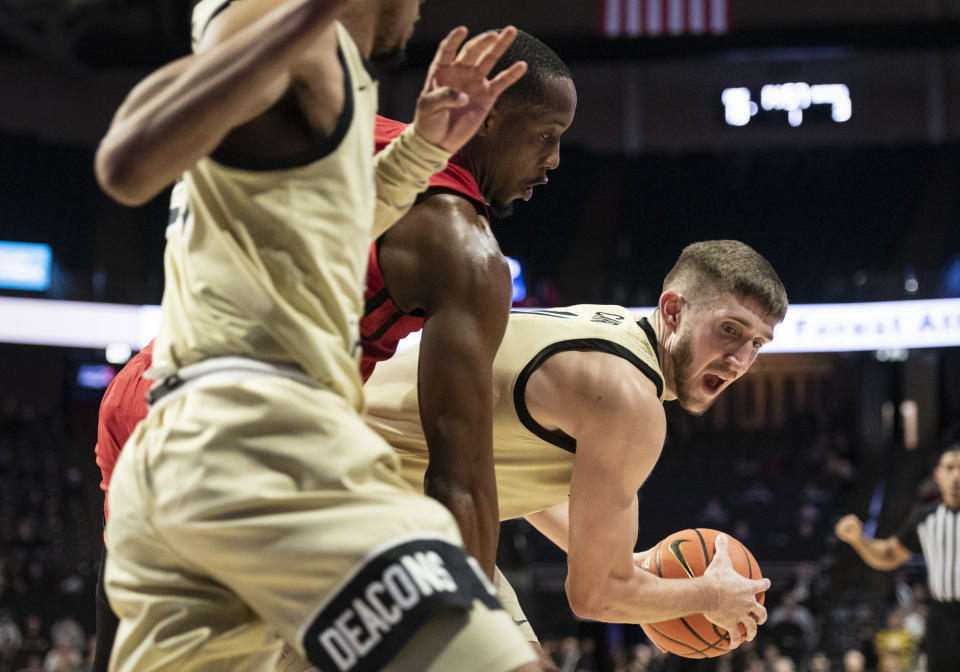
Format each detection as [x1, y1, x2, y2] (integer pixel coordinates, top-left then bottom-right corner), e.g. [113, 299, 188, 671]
[835, 514, 865, 544]
[702, 534, 769, 649]
[413, 26, 528, 153]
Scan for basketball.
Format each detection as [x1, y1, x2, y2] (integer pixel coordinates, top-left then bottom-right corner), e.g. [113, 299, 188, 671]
[638, 528, 764, 659]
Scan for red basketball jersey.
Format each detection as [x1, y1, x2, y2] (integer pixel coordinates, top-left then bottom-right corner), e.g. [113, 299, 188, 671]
[359, 116, 487, 381]
[95, 340, 153, 523]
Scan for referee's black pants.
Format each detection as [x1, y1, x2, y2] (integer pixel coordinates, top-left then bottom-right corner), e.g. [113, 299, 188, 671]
[925, 601, 960, 672]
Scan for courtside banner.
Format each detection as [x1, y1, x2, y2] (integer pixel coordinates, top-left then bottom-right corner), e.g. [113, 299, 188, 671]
[602, 0, 730, 38]
[0, 297, 160, 349]
[757, 298, 960, 354]
[1, 297, 959, 353]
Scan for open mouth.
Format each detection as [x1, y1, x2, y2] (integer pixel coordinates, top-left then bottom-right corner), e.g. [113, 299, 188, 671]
[702, 373, 727, 393]
[523, 178, 548, 201]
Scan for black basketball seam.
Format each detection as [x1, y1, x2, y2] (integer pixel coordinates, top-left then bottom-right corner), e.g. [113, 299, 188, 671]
[694, 528, 710, 566]
[655, 542, 663, 577]
[712, 623, 731, 641]
[644, 624, 708, 658]
[678, 617, 728, 653]
[742, 544, 754, 579]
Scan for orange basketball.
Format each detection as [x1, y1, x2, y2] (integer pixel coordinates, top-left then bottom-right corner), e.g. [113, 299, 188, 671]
[638, 528, 764, 659]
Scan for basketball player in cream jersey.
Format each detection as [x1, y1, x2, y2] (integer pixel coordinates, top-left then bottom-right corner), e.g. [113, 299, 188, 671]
[366, 241, 788, 649]
[94, 1, 539, 671]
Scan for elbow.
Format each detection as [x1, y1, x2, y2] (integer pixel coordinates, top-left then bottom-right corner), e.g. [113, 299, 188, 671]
[424, 457, 496, 501]
[565, 577, 608, 622]
[567, 595, 599, 621]
[423, 471, 488, 511]
[423, 469, 500, 537]
[95, 139, 153, 207]
[423, 470, 468, 510]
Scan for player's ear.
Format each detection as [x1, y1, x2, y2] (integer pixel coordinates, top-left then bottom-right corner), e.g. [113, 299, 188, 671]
[474, 106, 500, 138]
[659, 291, 683, 333]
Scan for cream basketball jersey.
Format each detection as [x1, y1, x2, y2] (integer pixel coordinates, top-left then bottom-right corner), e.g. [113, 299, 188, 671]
[153, 14, 448, 412]
[365, 305, 666, 519]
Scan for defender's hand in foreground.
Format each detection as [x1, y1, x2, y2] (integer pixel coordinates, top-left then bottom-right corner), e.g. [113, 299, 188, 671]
[414, 26, 527, 152]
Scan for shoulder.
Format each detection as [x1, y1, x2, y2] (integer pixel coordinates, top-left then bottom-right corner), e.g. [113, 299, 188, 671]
[376, 190, 508, 316]
[411, 189, 485, 230]
[389, 191, 506, 285]
[550, 349, 661, 399]
[575, 353, 663, 420]
[530, 350, 664, 438]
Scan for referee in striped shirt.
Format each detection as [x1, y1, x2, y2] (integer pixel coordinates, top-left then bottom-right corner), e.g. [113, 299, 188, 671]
[835, 447, 960, 672]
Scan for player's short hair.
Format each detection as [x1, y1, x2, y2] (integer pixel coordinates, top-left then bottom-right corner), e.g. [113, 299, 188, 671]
[663, 240, 788, 322]
[487, 29, 571, 108]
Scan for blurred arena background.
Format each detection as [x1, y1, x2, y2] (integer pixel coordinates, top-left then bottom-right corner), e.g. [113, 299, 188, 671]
[2, 1, 960, 670]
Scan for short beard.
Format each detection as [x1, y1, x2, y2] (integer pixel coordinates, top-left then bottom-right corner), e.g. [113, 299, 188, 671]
[670, 332, 706, 416]
[487, 199, 515, 219]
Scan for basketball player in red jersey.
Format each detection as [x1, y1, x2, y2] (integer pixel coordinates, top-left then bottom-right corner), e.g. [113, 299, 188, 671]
[362, 30, 576, 585]
[90, 343, 152, 672]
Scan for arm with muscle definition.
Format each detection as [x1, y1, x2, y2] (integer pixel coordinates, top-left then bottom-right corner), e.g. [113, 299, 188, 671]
[96, 0, 354, 205]
[525, 353, 769, 645]
[378, 192, 510, 579]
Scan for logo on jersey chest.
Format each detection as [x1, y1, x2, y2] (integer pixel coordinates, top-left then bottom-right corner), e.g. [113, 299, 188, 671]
[591, 311, 625, 326]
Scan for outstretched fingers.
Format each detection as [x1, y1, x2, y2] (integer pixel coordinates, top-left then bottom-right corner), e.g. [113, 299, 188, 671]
[430, 26, 468, 70]
[473, 25, 519, 76]
[454, 30, 499, 68]
[488, 61, 527, 97]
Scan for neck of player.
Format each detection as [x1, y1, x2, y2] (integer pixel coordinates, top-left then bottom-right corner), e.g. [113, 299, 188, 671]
[647, 310, 678, 403]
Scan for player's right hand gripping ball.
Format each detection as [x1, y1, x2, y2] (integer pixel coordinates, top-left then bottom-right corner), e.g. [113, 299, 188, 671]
[639, 528, 764, 658]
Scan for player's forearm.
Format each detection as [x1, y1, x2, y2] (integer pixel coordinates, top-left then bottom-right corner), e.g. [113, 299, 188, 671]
[424, 460, 500, 579]
[567, 566, 722, 624]
[373, 127, 451, 238]
[568, 540, 722, 624]
[96, 0, 353, 205]
[567, 479, 713, 623]
[847, 536, 902, 571]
